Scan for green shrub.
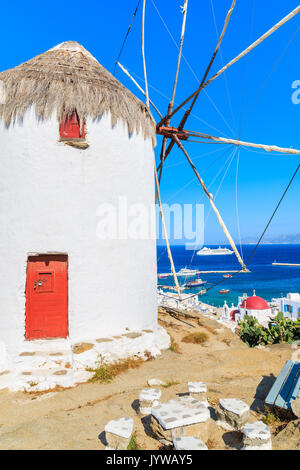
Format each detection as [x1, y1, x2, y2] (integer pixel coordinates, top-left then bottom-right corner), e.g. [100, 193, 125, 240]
[238, 315, 266, 347]
[238, 312, 300, 348]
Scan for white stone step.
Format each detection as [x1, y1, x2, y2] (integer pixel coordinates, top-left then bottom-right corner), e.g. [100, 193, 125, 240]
[12, 367, 74, 392]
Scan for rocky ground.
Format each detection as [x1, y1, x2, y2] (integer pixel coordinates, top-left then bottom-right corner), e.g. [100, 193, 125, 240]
[0, 309, 298, 450]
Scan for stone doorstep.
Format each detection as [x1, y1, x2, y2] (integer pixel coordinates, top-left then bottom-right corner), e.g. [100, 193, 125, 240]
[150, 415, 210, 445]
[173, 436, 208, 450]
[105, 417, 134, 440]
[139, 399, 160, 416]
[151, 396, 210, 430]
[139, 388, 162, 402]
[105, 432, 131, 451]
[219, 398, 249, 416]
[216, 398, 250, 430]
[242, 421, 271, 447]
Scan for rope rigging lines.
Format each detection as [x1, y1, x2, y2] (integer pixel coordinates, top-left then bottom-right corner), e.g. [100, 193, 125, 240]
[115, 1, 300, 300]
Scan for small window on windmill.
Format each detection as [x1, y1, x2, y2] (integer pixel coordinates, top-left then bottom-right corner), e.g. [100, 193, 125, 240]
[59, 111, 89, 149]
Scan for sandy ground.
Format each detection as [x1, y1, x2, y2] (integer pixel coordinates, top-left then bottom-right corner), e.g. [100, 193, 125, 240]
[0, 310, 297, 450]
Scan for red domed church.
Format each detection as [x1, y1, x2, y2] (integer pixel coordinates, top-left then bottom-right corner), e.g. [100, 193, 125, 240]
[223, 291, 273, 327]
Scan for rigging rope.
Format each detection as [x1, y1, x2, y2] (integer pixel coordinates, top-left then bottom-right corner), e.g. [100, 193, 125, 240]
[240, 23, 300, 137]
[151, 0, 235, 136]
[167, 5, 300, 122]
[210, 0, 237, 137]
[175, 163, 300, 301]
[113, 0, 142, 74]
[238, 0, 256, 138]
[127, 67, 231, 138]
[235, 148, 244, 261]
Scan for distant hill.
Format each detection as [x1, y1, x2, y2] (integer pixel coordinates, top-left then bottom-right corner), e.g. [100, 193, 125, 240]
[242, 234, 300, 244]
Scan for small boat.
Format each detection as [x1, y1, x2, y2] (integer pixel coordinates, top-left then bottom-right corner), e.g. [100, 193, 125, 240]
[185, 279, 207, 288]
[220, 289, 230, 294]
[158, 273, 169, 279]
[223, 274, 232, 279]
[177, 267, 199, 276]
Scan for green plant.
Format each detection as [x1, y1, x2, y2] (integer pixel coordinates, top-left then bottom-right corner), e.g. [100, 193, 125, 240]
[265, 312, 295, 344]
[238, 315, 265, 347]
[87, 355, 143, 383]
[127, 433, 141, 450]
[162, 380, 180, 388]
[168, 334, 181, 353]
[262, 412, 280, 426]
[238, 312, 300, 348]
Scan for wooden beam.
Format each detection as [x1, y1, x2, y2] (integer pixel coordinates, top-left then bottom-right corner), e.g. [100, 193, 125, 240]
[165, 5, 300, 122]
[117, 62, 162, 118]
[154, 161, 182, 300]
[173, 135, 248, 271]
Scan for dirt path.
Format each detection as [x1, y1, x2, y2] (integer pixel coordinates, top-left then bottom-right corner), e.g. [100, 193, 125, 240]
[0, 311, 295, 450]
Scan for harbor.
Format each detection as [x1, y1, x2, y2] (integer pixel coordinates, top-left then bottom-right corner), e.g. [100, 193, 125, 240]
[157, 244, 300, 307]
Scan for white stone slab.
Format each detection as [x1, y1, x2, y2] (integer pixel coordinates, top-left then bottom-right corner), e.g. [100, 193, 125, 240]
[148, 378, 166, 387]
[242, 421, 271, 441]
[104, 417, 133, 439]
[188, 382, 207, 393]
[151, 396, 210, 430]
[173, 436, 208, 450]
[139, 388, 162, 402]
[219, 398, 249, 416]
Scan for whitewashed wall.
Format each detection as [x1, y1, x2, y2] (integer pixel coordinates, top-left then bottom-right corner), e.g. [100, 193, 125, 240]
[238, 307, 272, 327]
[0, 107, 157, 357]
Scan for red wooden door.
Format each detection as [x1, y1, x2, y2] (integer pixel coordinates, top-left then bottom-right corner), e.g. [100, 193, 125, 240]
[25, 255, 68, 340]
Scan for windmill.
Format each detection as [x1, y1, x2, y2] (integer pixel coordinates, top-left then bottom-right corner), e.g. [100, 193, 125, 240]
[116, 1, 300, 301]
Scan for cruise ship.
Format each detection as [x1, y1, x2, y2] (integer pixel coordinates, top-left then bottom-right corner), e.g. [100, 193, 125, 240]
[197, 246, 234, 256]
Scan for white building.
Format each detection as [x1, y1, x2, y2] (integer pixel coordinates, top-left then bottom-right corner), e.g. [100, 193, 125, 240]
[271, 293, 300, 321]
[222, 292, 273, 327]
[0, 41, 169, 391]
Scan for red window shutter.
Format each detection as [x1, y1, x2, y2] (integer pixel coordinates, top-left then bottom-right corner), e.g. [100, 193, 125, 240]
[59, 112, 85, 139]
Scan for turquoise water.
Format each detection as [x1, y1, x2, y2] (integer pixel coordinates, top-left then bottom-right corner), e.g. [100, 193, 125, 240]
[157, 244, 300, 307]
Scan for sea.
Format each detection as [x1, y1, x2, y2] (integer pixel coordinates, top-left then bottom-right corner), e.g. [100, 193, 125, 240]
[157, 244, 300, 307]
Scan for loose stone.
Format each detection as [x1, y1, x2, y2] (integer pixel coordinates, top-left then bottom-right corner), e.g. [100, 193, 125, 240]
[105, 417, 133, 450]
[188, 382, 207, 403]
[150, 396, 210, 445]
[139, 388, 162, 415]
[242, 421, 272, 450]
[173, 436, 208, 450]
[216, 398, 250, 430]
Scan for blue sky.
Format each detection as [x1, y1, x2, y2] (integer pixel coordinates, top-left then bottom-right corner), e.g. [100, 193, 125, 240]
[1, 0, 300, 244]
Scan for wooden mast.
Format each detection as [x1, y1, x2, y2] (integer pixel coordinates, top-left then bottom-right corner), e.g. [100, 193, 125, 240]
[154, 162, 182, 299]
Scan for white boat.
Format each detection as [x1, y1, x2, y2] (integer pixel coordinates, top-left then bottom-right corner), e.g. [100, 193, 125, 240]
[197, 246, 234, 256]
[185, 279, 207, 288]
[177, 267, 199, 276]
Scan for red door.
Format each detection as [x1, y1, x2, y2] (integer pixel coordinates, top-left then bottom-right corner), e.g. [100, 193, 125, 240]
[25, 255, 68, 340]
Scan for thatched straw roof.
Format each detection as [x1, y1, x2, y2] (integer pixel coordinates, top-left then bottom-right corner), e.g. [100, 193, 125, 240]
[0, 41, 156, 145]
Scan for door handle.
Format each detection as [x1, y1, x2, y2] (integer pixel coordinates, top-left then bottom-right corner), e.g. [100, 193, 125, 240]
[34, 280, 43, 290]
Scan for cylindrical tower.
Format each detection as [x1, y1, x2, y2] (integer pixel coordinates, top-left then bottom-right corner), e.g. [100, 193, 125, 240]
[0, 42, 167, 391]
